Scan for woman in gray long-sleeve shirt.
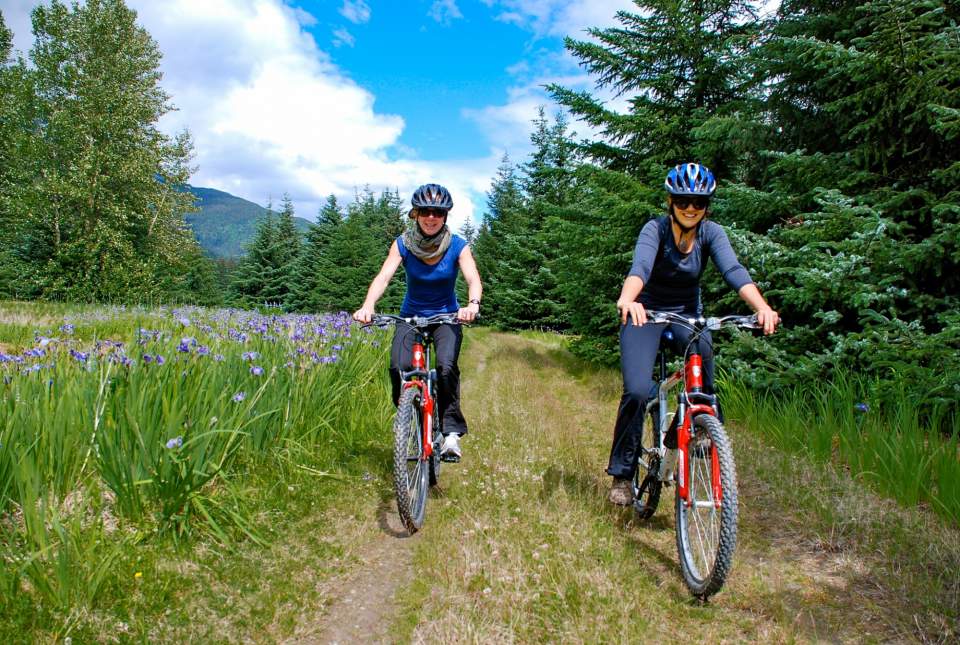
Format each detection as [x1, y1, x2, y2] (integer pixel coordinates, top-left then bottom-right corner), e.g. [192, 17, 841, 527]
[607, 163, 780, 507]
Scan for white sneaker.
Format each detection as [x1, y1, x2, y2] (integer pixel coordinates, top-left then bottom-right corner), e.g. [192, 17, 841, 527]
[441, 433, 462, 462]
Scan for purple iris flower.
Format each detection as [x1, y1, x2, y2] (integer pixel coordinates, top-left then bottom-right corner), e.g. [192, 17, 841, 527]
[250, 365, 264, 376]
[197, 345, 211, 356]
[213, 354, 225, 362]
[242, 351, 259, 361]
[143, 354, 154, 363]
[165, 436, 183, 449]
[232, 391, 246, 403]
[854, 402, 870, 413]
[177, 317, 191, 327]
[155, 355, 166, 366]
[59, 323, 75, 335]
[69, 349, 89, 363]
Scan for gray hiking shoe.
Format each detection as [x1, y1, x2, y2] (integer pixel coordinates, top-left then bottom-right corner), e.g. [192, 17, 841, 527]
[608, 477, 634, 506]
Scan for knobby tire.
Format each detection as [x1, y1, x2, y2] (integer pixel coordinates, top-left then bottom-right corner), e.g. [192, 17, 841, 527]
[394, 387, 428, 533]
[675, 414, 738, 599]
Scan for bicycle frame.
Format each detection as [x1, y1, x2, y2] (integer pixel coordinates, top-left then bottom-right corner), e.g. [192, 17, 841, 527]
[647, 322, 724, 507]
[401, 329, 436, 461]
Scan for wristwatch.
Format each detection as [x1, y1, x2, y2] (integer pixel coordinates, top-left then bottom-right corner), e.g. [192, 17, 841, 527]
[469, 299, 481, 308]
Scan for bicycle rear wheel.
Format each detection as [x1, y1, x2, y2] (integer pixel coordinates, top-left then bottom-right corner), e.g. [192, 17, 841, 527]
[633, 405, 663, 519]
[675, 414, 738, 598]
[394, 387, 428, 533]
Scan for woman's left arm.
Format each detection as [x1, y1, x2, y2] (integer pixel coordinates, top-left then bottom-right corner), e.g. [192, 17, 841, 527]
[737, 284, 779, 335]
[457, 247, 483, 322]
[707, 223, 779, 335]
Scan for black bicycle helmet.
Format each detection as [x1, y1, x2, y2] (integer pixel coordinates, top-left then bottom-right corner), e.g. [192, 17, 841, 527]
[409, 183, 453, 218]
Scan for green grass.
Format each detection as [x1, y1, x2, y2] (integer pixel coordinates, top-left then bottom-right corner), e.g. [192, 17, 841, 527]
[0, 301, 397, 640]
[720, 370, 960, 526]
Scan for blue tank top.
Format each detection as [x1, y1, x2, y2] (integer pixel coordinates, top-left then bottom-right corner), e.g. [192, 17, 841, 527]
[397, 234, 468, 316]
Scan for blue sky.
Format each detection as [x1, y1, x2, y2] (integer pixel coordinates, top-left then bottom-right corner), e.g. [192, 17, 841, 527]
[2, 0, 637, 230]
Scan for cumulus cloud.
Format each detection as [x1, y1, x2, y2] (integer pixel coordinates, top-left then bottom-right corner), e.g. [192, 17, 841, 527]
[428, 0, 464, 25]
[486, 0, 637, 38]
[339, 0, 371, 25]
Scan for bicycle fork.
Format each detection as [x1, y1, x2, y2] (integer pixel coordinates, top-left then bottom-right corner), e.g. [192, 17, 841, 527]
[407, 339, 435, 460]
[653, 355, 723, 509]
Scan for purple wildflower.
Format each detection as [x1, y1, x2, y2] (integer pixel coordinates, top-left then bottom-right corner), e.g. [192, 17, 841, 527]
[284, 361, 294, 368]
[213, 354, 225, 362]
[854, 402, 870, 413]
[143, 354, 154, 364]
[59, 323, 75, 335]
[177, 317, 191, 327]
[232, 391, 246, 403]
[165, 436, 183, 450]
[155, 355, 166, 366]
[241, 351, 259, 361]
[69, 349, 89, 363]
[197, 345, 211, 356]
[250, 365, 264, 376]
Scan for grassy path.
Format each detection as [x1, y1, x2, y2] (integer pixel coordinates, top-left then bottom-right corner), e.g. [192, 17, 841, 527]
[371, 329, 959, 643]
[83, 327, 956, 643]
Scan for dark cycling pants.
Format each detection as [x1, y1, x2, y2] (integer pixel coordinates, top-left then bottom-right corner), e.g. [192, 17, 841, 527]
[389, 322, 468, 436]
[607, 321, 715, 479]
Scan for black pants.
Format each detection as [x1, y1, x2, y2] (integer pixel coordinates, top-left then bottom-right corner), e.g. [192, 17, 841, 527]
[389, 322, 468, 436]
[606, 321, 715, 479]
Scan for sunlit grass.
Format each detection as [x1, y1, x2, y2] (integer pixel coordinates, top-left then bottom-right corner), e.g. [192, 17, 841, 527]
[0, 301, 395, 632]
[720, 369, 960, 526]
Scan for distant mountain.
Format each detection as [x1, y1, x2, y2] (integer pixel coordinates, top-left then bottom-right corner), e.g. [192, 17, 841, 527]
[183, 185, 312, 258]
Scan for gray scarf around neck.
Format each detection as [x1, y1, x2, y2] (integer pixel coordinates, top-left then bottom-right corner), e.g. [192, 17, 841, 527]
[404, 223, 452, 262]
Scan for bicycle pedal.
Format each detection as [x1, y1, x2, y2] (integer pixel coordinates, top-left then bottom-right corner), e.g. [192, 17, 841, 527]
[440, 453, 460, 463]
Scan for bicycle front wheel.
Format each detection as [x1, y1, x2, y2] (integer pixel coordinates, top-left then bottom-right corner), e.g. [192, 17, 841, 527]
[394, 387, 429, 533]
[675, 414, 738, 599]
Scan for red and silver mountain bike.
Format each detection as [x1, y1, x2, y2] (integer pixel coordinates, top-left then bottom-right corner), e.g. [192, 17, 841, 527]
[632, 310, 762, 599]
[369, 313, 461, 534]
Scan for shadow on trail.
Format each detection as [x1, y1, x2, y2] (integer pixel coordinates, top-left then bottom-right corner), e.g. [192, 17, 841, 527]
[375, 482, 446, 539]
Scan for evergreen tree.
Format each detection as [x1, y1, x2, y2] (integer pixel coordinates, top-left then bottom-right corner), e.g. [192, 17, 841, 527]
[289, 194, 344, 312]
[268, 193, 301, 305]
[548, 0, 760, 180]
[229, 210, 277, 308]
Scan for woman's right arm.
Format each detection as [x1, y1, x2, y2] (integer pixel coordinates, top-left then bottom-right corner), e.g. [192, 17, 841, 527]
[353, 240, 403, 323]
[618, 220, 660, 326]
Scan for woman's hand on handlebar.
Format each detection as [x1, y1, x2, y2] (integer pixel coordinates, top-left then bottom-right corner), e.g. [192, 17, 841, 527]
[352, 306, 375, 324]
[457, 303, 479, 323]
[617, 299, 647, 327]
[756, 307, 779, 335]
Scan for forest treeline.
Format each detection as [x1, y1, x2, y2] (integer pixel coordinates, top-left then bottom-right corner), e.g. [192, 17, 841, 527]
[1, 0, 958, 423]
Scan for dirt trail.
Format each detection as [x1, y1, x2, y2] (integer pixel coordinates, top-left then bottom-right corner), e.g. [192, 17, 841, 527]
[290, 329, 960, 643]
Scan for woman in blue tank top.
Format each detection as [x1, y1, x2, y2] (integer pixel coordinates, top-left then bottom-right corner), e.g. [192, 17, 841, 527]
[353, 184, 482, 461]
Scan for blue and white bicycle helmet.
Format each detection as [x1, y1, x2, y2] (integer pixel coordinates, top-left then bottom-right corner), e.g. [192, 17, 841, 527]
[409, 183, 453, 218]
[664, 163, 717, 196]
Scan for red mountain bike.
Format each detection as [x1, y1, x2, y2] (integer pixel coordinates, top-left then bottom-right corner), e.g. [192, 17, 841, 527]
[369, 313, 461, 533]
[632, 310, 761, 599]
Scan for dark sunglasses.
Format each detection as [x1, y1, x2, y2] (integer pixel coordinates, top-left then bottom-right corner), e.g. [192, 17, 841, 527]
[417, 208, 448, 219]
[672, 196, 709, 210]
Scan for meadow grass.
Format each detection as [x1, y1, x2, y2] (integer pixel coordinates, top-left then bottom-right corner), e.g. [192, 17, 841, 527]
[0, 301, 396, 640]
[720, 370, 960, 526]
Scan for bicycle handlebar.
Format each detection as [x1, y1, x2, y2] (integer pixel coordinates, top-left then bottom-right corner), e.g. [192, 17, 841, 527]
[644, 310, 761, 332]
[364, 313, 464, 329]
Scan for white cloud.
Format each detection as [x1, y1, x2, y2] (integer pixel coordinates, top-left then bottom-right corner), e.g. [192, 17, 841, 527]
[428, 0, 463, 25]
[0, 0, 498, 225]
[486, 0, 637, 38]
[332, 27, 355, 48]
[339, 0, 371, 25]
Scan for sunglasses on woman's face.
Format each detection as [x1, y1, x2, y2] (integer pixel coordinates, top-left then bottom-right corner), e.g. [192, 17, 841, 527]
[418, 208, 447, 219]
[672, 196, 709, 210]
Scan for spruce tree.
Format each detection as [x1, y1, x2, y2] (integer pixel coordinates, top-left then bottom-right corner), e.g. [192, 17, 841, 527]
[289, 195, 344, 312]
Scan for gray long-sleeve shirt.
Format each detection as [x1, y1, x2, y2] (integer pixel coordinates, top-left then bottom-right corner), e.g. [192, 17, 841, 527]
[629, 216, 753, 314]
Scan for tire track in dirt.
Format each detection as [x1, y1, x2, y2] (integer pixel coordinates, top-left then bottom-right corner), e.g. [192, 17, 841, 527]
[287, 503, 418, 644]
